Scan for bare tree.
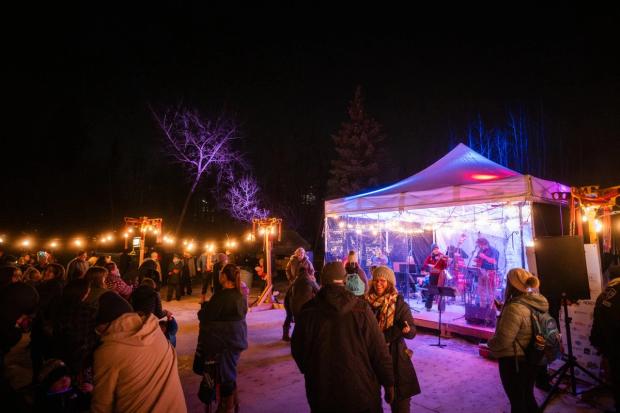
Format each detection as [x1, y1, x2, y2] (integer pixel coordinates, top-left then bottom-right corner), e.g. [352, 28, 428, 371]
[223, 176, 269, 222]
[152, 106, 242, 235]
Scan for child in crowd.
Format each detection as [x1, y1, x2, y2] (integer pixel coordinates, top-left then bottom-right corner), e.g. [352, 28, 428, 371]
[159, 316, 179, 348]
[35, 359, 91, 413]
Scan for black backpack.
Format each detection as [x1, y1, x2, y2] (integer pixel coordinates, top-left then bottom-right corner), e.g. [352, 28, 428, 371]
[518, 303, 562, 365]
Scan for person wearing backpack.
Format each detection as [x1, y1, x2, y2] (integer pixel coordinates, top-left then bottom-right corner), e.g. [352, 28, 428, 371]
[488, 268, 549, 413]
[590, 264, 620, 413]
[344, 250, 369, 294]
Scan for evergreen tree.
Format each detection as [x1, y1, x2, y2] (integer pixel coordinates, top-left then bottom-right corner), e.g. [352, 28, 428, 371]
[327, 86, 386, 198]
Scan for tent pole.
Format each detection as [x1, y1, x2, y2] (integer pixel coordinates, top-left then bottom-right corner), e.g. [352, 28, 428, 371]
[519, 203, 526, 268]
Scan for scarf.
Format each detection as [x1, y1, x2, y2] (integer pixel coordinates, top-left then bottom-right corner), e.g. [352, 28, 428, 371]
[367, 291, 398, 331]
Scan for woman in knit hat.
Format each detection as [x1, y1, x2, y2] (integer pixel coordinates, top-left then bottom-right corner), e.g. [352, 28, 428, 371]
[366, 266, 420, 412]
[488, 268, 548, 413]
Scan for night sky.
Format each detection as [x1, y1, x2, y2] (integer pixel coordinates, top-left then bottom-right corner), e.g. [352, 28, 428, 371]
[2, 6, 619, 243]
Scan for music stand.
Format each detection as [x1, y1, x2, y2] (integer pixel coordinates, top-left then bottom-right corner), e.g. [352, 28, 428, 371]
[429, 286, 456, 348]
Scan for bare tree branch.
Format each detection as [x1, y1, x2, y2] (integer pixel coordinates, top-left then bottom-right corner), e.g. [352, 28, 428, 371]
[223, 176, 269, 223]
[151, 105, 243, 234]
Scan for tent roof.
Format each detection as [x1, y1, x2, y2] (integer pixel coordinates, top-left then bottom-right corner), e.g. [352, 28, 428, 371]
[325, 144, 569, 215]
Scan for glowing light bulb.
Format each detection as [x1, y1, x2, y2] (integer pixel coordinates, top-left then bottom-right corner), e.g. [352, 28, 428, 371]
[338, 221, 345, 229]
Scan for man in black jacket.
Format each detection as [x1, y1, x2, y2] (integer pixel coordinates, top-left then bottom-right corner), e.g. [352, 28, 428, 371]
[292, 262, 394, 413]
[591, 264, 620, 413]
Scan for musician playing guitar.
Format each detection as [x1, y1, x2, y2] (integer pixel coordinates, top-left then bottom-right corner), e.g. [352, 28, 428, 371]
[474, 237, 499, 309]
[422, 244, 448, 311]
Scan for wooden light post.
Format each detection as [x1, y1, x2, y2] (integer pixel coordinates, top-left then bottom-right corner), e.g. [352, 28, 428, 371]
[251, 217, 282, 308]
[124, 217, 163, 265]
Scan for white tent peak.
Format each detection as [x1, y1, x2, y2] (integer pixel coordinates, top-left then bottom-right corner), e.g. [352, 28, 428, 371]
[347, 143, 520, 199]
[326, 143, 569, 215]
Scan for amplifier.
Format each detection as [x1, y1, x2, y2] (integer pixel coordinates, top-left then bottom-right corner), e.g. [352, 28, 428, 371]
[465, 304, 497, 328]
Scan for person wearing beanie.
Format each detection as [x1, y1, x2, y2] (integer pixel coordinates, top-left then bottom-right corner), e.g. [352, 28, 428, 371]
[366, 266, 420, 412]
[488, 268, 548, 413]
[282, 248, 315, 341]
[291, 261, 395, 412]
[34, 358, 92, 413]
[591, 264, 620, 413]
[290, 266, 320, 318]
[91, 291, 187, 413]
[344, 250, 369, 294]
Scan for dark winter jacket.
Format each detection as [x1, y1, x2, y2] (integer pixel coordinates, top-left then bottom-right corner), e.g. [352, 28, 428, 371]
[291, 285, 394, 413]
[290, 275, 320, 319]
[52, 301, 97, 377]
[32, 279, 64, 352]
[211, 262, 225, 293]
[591, 278, 620, 357]
[131, 285, 166, 319]
[195, 289, 248, 369]
[370, 294, 421, 400]
[167, 262, 183, 285]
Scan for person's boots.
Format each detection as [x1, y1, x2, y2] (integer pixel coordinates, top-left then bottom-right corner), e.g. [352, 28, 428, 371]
[282, 323, 291, 341]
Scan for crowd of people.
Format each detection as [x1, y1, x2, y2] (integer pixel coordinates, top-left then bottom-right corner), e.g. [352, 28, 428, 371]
[1, 245, 619, 413]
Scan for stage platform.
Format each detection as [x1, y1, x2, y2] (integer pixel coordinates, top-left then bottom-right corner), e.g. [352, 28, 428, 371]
[407, 298, 496, 341]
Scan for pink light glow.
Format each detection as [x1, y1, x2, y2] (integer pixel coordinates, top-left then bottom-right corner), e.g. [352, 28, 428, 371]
[470, 173, 499, 181]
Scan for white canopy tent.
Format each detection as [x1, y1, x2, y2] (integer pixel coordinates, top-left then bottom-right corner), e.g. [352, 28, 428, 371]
[325, 143, 570, 216]
[324, 144, 570, 285]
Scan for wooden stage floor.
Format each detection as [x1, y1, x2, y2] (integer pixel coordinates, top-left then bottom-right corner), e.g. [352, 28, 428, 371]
[406, 298, 496, 341]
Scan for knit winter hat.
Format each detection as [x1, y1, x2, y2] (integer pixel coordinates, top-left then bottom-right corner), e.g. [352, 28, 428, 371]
[430, 243, 439, 251]
[96, 291, 133, 324]
[320, 262, 346, 284]
[372, 266, 396, 289]
[507, 268, 540, 292]
[38, 359, 70, 391]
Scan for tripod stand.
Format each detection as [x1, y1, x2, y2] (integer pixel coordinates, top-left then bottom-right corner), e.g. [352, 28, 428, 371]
[430, 286, 456, 348]
[541, 293, 606, 411]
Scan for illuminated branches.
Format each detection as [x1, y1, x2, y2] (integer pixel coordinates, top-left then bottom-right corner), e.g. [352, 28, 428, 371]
[224, 176, 269, 222]
[152, 106, 242, 234]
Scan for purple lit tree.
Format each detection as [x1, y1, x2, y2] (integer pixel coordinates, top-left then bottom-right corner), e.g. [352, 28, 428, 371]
[152, 106, 242, 235]
[223, 176, 269, 222]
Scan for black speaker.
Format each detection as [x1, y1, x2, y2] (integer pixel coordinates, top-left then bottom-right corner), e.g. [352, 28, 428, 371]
[534, 236, 590, 303]
[465, 304, 496, 327]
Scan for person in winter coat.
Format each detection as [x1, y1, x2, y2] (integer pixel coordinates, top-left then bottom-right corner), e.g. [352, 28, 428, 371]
[0, 282, 39, 412]
[181, 251, 196, 296]
[167, 254, 183, 301]
[344, 250, 369, 292]
[52, 279, 97, 393]
[83, 266, 108, 311]
[66, 251, 89, 281]
[591, 264, 620, 413]
[91, 291, 187, 413]
[292, 262, 395, 413]
[104, 262, 134, 300]
[34, 359, 91, 413]
[290, 266, 320, 320]
[488, 268, 548, 413]
[194, 263, 248, 412]
[131, 278, 169, 319]
[0, 265, 22, 288]
[31, 263, 66, 378]
[367, 266, 420, 413]
[283, 248, 315, 341]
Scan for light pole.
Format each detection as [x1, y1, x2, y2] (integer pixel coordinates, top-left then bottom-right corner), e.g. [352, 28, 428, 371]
[252, 217, 282, 308]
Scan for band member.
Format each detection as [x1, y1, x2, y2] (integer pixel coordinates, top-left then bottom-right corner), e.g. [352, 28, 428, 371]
[474, 237, 499, 308]
[422, 244, 448, 311]
[447, 233, 469, 297]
